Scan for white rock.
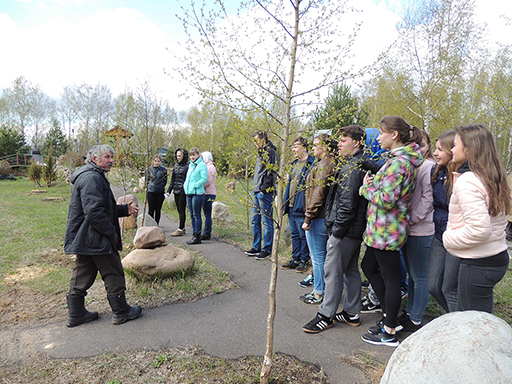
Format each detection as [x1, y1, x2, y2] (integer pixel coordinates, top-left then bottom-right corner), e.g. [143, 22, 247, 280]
[212, 201, 234, 223]
[381, 311, 512, 384]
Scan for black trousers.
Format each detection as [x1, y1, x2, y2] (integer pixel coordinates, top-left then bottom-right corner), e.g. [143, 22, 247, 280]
[174, 193, 187, 230]
[69, 248, 126, 296]
[147, 191, 165, 224]
[361, 246, 401, 329]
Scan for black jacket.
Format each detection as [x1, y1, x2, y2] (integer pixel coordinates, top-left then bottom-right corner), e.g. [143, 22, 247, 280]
[167, 148, 189, 195]
[253, 141, 278, 194]
[324, 149, 368, 240]
[64, 163, 129, 255]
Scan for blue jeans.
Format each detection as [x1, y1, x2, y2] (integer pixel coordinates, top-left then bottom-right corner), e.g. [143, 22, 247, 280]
[187, 194, 204, 235]
[202, 194, 216, 237]
[251, 192, 274, 253]
[288, 212, 310, 263]
[427, 236, 460, 312]
[305, 218, 328, 296]
[403, 235, 433, 323]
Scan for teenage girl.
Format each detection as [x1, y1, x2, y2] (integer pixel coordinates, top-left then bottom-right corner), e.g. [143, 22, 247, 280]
[427, 130, 460, 313]
[400, 130, 435, 332]
[359, 116, 423, 347]
[146, 155, 168, 225]
[443, 124, 511, 313]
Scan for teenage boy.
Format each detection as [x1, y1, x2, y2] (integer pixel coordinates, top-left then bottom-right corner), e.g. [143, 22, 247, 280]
[244, 131, 279, 260]
[302, 125, 368, 333]
[281, 137, 315, 273]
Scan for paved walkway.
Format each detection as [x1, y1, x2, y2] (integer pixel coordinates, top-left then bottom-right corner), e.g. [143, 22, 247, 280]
[1, 188, 396, 383]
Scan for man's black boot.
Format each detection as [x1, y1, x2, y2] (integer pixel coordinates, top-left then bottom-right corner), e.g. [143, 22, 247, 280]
[186, 233, 202, 245]
[107, 291, 142, 325]
[66, 293, 99, 327]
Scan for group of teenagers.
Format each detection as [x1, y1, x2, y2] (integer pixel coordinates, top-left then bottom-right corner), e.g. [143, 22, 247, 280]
[145, 148, 218, 245]
[246, 116, 511, 348]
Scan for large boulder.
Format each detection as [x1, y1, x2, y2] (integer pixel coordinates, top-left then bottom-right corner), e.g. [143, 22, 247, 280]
[381, 311, 512, 384]
[122, 243, 195, 278]
[137, 212, 158, 227]
[117, 194, 139, 229]
[212, 201, 234, 223]
[133, 226, 166, 249]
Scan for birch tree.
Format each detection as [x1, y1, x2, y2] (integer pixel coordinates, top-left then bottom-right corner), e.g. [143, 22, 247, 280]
[174, 1, 362, 381]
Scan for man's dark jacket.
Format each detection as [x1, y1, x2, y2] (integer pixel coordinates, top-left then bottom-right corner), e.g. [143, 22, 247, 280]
[324, 149, 368, 240]
[167, 148, 189, 195]
[253, 141, 278, 194]
[64, 162, 129, 255]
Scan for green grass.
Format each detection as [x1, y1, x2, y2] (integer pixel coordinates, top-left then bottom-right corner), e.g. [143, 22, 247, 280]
[0, 176, 234, 327]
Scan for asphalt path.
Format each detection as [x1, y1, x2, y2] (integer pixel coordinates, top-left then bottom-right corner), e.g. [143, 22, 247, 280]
[0, 187, 397, 383]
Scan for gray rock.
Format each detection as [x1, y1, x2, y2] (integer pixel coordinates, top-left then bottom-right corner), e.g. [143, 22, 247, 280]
[212, 201, 234, 223]
[381, 311, 512, 384]
[137, 213, 157, 227]
[121, 243, 195, 278]
[133, 226, 166, 249]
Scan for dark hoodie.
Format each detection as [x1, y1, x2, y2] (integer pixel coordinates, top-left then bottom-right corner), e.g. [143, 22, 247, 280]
[253, 141, 278, 194]
[167, 148, 189, 195]
[64, 162, 129, 255]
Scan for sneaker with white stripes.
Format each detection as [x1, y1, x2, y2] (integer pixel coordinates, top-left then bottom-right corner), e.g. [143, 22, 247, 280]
[302, 313, 333, 333]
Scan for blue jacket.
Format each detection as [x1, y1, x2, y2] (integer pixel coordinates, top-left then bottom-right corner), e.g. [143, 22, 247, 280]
[283, 155, 315, 214]
[432, 165, 450, 241]
[183, 156, 208, 195]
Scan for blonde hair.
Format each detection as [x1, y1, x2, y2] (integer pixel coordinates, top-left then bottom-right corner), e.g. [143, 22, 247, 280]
[432, 130, 457, 196]
[455, 124, 511, 216]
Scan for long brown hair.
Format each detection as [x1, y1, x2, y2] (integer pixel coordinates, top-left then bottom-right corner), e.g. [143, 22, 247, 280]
[455, 124, 511, 216]
[379, 116, 422, 146]
[431, 130, 457, 196]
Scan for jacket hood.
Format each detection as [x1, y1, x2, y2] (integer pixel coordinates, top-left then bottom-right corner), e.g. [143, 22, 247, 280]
[175, 148, 189, 165]
[389, 142, 424, 168]
[70, 163, 103, 184]
[365, 128, 381, 155]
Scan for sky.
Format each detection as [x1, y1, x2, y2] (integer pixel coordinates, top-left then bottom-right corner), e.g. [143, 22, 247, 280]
[0, 0, 511, 112]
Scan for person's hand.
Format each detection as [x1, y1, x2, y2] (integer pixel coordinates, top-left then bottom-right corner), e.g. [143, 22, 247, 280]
[363, 171, 374, 186]
[302, 222, 310, 231]
[164, 193, 170, 198]
[128, 201, 139, 216]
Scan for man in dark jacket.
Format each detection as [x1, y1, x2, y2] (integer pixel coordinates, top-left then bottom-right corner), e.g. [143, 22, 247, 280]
[302, 125, 368, 333]
[64, 144, 141, 327]
[281, 137, 315, 273]
[245, 131, 279, 260]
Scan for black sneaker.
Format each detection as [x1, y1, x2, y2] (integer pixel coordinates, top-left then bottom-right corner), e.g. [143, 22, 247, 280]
[399, 316, 422, 333]
[245, 248, 260, 256]
[298, 274, 314, 288]
[281, 260, 300, 270]
[302, 313, 333, 333]
[361, 330, 399, 347]
[334, 310, 360, 327]
[255, 250, 270, 260]
[296, 261, 310, 273]
[361, 297, 382, 313]
[369, 318, 403, 334]
[299, 292, 323, 305]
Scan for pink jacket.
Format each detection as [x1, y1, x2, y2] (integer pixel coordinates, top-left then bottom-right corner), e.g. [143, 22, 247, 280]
[204, 161, 217, 195]
[443, 171, 508, 259]
[408, 158, 435, 236]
